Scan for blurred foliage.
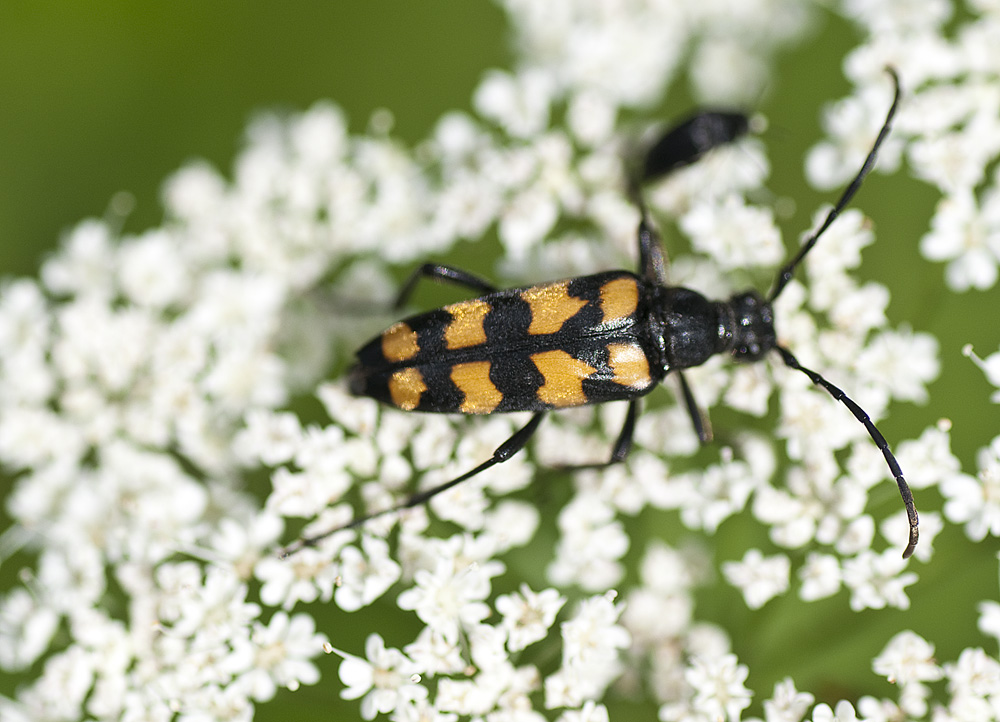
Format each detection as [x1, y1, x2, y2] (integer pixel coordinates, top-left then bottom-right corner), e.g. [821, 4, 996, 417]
[0, 2, 508, 276]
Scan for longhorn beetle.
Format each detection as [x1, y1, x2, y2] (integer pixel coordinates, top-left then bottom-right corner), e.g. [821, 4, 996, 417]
[287, 68, 918, 559]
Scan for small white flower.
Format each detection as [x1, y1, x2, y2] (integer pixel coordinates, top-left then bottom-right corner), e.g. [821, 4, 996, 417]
[724, 364, 774, 417]
[779, 384, 866, 461]
[763, 677, 815, 722]
[210, 513, 284, 580]
[940, 437, 1000, 541]
[18, 645, 95, 722]
[0, 588, 60, 670]
[909, 126, 1000, 193]
[435, 675, 497, 716]
[474, 69, 553, 140]
[482, 499, 541, 551]
[894, 420, 963, 490]
[432, 170, 504, 242]
[403, 627, 466, 677]
[873, 631, 944, 686]
[0, 278, 51, 354]
[316, 382, 379, 436]
[754, 464, 866, 552]
[685, 653, 753, 722]
[856, 695, 904, 722]
[118, 230, 190, 308]
[498, 186, 560, 260]
[827, 282, 888, 335]
[920, 190, 1000, 292]
[410, 416, 458, 472]
[798, 553, 842, 602]
[980, 599, 1000, 645]
[426, 465, 490, 532]
[688, 36, 768, 105]
[255, 547, 336, 609]
[622, 586, 694, 649]
[547, 594, 630, 708]
[162, 160, 228, 222]
[803, 208, 874, 274]
[233, 612, 327, 702]
[678, 459, 758, 535]
[723, 549, 791, 609]
[810, 699, 857, 722]
[334, 534, 402, 612]
[944, 647, 1000, 701]
[236, 410, 303, 467]
[266, 466, 348, 519]
[835, 515, 875, 556]
[40, 219, 116, 297]
[396, 555, 493, 645]
[467, 624, 508, 675]
[681, 195, 784, 270]
[567, 89, 616, 147]
[842, 0, 952, 32]
[548, 491, 629, 590]
[855, 327, 940, 403]
[391, 698, 460, 722]
[166, 566, 261, 645]
[557, 700, 610, 722]
[966, 343, 1000, 402]
[335, 634, 427, 721]
[842, 549, 918, 611]
[496, 584, 567, 652]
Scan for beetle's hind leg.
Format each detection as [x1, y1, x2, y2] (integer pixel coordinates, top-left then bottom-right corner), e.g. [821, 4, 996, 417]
[281, 412, 546, 556]
[395, 262, 498, 309]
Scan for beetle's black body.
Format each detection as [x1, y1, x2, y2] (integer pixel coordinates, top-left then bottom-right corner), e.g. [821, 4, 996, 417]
[349, 273, 776, 416]
[288, 70, 919, 560]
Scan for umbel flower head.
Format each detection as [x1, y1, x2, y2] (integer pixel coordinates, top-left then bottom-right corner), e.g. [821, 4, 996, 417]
[2, 1, 1000, 721]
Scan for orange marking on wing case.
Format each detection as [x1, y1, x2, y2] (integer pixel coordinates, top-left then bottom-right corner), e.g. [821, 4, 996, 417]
[381, 322, 420, 363]
[530, 349, 596, 407]
[607, 343, 652, 390]
[600, 277, 639, 325]
[388, 367, 427, 410]
[522, 281, 588, 335]
[451, 361, 502, 414]
[444, 299, 491, 350]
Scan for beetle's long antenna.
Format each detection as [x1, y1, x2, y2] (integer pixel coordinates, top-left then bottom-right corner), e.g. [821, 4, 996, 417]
[775, 345, 918, 558]
[768, 68, 901, 302]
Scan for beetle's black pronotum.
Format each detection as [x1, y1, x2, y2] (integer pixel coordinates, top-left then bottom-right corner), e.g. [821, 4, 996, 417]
[287, 69, 918, 559]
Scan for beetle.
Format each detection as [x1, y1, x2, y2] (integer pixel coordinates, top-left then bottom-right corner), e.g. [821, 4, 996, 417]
[290, 69, 918, 559]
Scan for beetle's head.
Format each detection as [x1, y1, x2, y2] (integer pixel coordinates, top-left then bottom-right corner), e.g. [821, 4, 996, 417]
[728, 291, 776, 362]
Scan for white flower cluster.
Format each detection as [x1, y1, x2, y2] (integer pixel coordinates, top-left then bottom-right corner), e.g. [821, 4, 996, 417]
[3, 0, 1000, 721]
[808, 0, 1000, 292]
[949, 344, 1000, 543]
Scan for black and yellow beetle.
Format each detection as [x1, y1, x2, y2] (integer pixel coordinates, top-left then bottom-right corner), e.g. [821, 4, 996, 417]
[298, 69, 918, 559]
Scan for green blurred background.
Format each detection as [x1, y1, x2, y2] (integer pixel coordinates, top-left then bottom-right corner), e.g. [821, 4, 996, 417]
[1, 2, 999, 719]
